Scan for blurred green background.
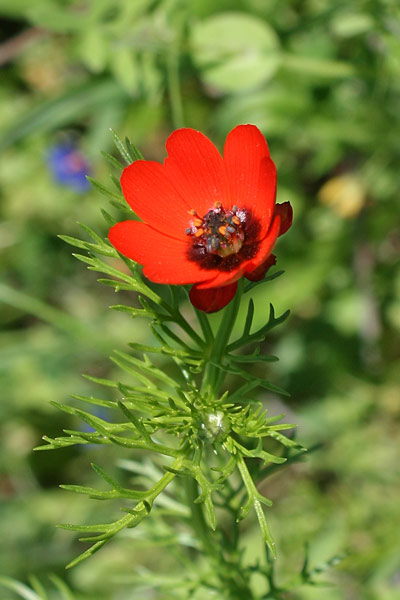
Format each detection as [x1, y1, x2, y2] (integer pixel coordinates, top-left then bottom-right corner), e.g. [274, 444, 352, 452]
[0, 0, 399, 598]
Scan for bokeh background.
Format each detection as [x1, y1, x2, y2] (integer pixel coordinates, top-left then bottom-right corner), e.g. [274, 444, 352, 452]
[0, 0, 399, 598]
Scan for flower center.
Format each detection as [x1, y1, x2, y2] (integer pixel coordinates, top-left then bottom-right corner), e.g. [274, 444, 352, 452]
[185, 202, 245, 257]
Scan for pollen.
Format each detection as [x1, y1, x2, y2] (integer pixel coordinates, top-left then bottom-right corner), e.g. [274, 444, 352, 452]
[186, 203, 245, 258]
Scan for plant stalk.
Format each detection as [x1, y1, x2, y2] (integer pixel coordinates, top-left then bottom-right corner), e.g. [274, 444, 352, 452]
[201, 279, 244, 396]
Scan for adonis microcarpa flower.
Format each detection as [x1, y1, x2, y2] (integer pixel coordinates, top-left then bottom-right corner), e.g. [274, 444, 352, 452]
[109, 125, 292, 312]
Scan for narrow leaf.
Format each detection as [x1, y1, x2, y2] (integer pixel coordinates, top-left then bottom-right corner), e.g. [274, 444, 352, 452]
[254, 498, 276, 558]
[110, 129, 132, 165]
[125, 136, 144, 161]
[87, 176, 123, 202]
[66, 540, 107, 569]
[100, 150, 124, 170]
[243, 298, 254, 337]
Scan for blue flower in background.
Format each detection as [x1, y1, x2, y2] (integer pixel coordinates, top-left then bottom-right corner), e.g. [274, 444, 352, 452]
[48, 142, 91, 192]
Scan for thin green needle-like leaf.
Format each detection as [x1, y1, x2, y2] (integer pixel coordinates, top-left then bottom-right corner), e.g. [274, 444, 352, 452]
[244, 270, 285, 293]
[57, 522, 112, 533]
[82, 373, 119, 387]
[228, 304, 290, 352]
[77, 221, 109, 245]
[101, 208, 118, 226]
[100, 150, 124, 170]
[70, 393, 117, 409]
[236, 454, 276, 557]
[110, 129, 132, 165]
[117, 400, 152, 443]
[254, 498, 276, 557]
[66, 540, 108, 569]
[60, 483, 146, 500]
[243, 298, 254, 337]
[228, 351, 279, 363]
[110, 304, 151, 319]
[91, 462, 122, 489]
[87, 176, 124, 202]
[125, 136, 144, 161]
[113, 351, 178, 388]
[234, 438, 286, 466]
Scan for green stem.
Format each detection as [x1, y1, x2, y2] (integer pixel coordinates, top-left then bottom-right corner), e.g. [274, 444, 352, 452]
[195, 308, 214, 345]
[201, 280, 244, 396]
[184, 476, 254, 599]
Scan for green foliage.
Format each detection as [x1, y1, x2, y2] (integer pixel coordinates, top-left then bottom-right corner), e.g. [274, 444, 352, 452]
[1, 1, 399, 598]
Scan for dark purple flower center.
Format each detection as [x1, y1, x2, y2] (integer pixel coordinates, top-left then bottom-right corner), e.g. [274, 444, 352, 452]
[186, 202, 261, 272]
[186, 202, 246, 257]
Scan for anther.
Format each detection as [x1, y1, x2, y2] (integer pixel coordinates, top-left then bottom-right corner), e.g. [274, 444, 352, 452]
[186, 203, 246, 258]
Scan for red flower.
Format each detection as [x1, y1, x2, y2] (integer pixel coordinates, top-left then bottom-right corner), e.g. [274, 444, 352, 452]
[109, 125, 292, 313]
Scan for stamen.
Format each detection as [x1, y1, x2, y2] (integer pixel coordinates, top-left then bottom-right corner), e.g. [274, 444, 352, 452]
[186, 203, 246, 258]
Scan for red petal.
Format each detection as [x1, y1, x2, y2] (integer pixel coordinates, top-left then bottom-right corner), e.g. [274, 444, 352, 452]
[120, 161, 191, 239]
[275, 202, 293, 236]
[194, 269, 242, 291]
[109, 221, 215, 285]
[245, 254, 276, 282]
[243, 216, 280, 276]
[224, 125, 276, 237]
[189, 282, 238, 313]
[163, 128, 229, 216]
